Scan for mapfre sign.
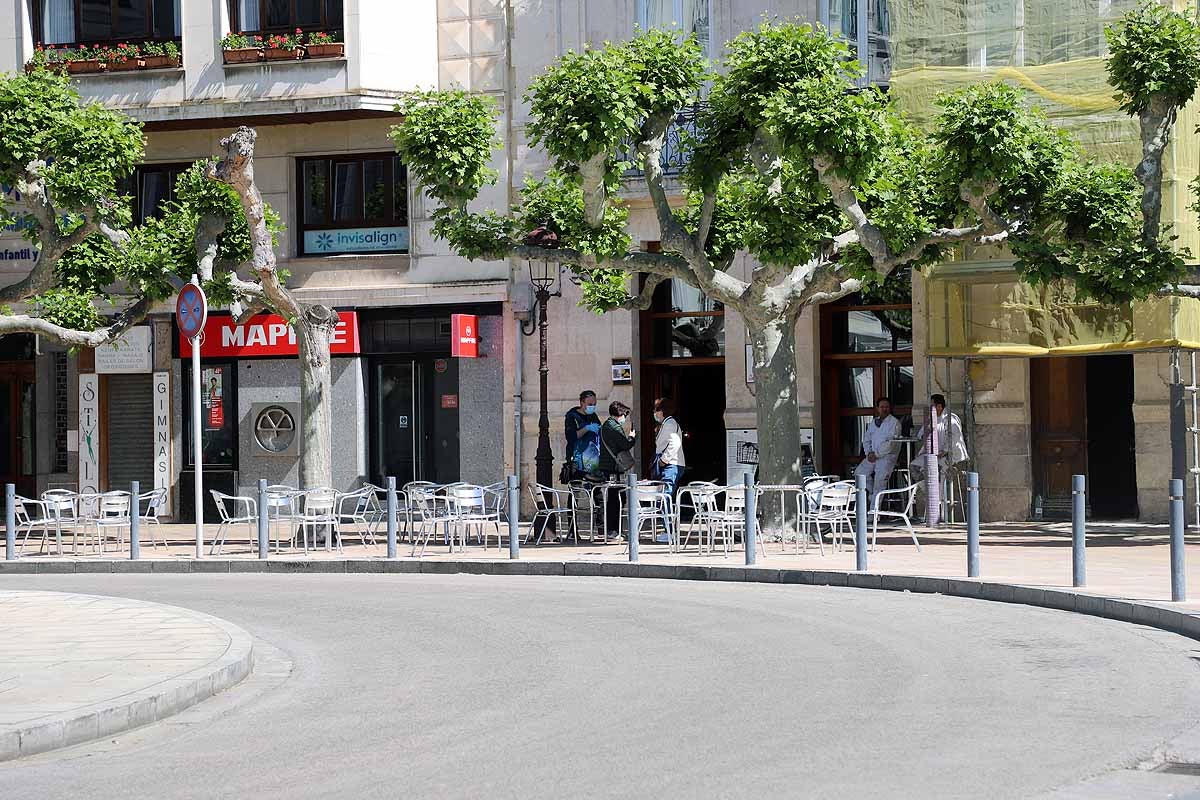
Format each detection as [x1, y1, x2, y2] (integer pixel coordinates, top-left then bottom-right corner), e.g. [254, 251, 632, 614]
[180, 312, 360, 358]
[450, 313, 478, 358]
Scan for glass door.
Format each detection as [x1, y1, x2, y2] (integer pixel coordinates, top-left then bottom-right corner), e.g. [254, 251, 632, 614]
[374, 361, 420, 485]
[371, 357, 460, 486]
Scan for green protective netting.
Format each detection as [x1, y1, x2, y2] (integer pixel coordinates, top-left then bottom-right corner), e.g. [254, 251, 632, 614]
[925, 264, 1200, 355]
[887, 0, 1200, 255]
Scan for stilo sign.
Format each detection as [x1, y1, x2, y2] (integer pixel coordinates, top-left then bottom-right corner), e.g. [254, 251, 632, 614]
[450, 313, 478, 358]
[178, 311, 360, 358]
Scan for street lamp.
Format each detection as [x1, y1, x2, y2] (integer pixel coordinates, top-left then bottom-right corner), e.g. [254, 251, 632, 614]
[520, 250, 562, 489]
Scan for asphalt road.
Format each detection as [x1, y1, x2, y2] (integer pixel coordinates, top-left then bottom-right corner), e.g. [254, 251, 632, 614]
[1, 574, 1199, 799]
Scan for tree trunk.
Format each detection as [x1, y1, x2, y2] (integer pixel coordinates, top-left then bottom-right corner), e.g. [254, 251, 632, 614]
[749, 313, 804, 534]
[296, 304, 335, 489]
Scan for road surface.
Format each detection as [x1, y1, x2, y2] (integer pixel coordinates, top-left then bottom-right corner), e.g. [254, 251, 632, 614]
[1, 574, 1198, 799]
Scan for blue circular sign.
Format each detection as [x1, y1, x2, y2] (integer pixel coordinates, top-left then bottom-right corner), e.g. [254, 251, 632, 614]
[176, 283, 208, 340]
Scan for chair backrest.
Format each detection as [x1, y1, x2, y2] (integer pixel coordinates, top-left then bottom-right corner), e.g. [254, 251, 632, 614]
[724, 486, 747, 513]
[99, 491, 131, 518]
[42, 490, 76, 519]
[450, 484, 485, 511]
[304, 488, 337, 514]
[12, 495, 37, 525]
[819, 481, 854, 510]
[529, 484, 561, 511]
[265, 485, 297, 512]
[635, 483, 666, 507]
[209, 489, 232, 522]
[139, 488, 167, 518]
[900, 480, 923, 515]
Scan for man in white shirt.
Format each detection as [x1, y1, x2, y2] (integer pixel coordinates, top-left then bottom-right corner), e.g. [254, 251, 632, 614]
[854, 397, 900, 508]
[913, 393, 970, 476]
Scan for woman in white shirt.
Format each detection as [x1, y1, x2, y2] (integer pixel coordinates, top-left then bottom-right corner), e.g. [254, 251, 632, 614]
[653, 397, 686, 507]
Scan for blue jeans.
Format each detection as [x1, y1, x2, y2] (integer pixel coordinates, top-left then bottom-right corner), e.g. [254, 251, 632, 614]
[659, 464, 682, 508]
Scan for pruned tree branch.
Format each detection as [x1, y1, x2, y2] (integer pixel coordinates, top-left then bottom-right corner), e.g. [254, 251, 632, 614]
[0, 295, 151, 348]
[621, 273, 666, 310]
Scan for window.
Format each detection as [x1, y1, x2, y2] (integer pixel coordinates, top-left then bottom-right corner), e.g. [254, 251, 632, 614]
[37, 0, 180, 45]
[229, 0, 343, 33]
[297, 154, 409, 257]
[119, 163, 189, 224]
[637, 0, 709, 52]
[641, 278, 725, 361]
[182, 362, 237, 468]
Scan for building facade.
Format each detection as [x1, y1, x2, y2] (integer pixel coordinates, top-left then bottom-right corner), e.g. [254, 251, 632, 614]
[0, 0, 1187, 524]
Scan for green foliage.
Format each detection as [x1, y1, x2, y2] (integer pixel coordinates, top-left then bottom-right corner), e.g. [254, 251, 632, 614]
[431, 208, 516, 261]
[391, 90, 499, 208]
[516, 171, 631, 260]
[31, 287, 103, 330]
[0, 70, 142, 229]
[1106, 1, 1200, 116]
[577, 269, 632, 312]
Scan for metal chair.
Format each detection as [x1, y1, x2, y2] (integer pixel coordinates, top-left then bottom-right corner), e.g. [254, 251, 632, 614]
[298, 487, 341, 552]
[870, 480, 924, 551]
[810, 480, 855, 551]
[265, 484, 301, 551]
[526, 484, 574, 545]
[449, 484, 503, 549]
[94, 491, 133, 552]
[629, 481, 675, 548]
[408, 483, 460, 556]
[209, 490, 258, 555]
[336, 486, 383, 546]
[13, 495, 53, 554]
[41, 489, 81, 555]
[137, 487, 168, 549]
[568, 480, 603, 543]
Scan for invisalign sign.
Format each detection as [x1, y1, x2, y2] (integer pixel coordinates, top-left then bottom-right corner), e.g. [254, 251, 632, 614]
[304, 226, 409, 254]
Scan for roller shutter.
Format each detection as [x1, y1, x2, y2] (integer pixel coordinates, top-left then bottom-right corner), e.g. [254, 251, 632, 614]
[105, 374, 154, 492]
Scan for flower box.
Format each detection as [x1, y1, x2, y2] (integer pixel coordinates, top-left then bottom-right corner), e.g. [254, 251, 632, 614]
[304, 43, 344, 59]
[223, 47, 262, 64]
[66, 59, 106, 74]
[141, 54, 181, 69]
[107, 57, 144, 72]
[263, 47, 302, 61]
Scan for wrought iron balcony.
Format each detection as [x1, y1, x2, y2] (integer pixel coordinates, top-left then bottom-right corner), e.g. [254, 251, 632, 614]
[619, 103, 704, 178]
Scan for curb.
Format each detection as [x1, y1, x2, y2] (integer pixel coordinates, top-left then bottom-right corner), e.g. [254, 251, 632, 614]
[0, 592, 254, 763]
[5, 557, 1200, 645]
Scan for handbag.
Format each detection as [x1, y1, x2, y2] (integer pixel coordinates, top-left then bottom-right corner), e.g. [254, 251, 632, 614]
[602, 422, 636, 473]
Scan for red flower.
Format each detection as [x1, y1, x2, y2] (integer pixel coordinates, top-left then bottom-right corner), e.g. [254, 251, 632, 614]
[295, 27, 302, 34]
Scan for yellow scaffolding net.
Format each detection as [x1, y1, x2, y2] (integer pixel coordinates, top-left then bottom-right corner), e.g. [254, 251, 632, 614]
[888, 0, 1200, 353]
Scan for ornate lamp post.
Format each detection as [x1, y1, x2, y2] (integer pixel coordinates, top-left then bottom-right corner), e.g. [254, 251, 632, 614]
[520, 243, 562, 489]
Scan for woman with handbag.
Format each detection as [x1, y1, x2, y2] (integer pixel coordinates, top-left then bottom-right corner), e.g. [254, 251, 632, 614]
[599, 401, 636, 540]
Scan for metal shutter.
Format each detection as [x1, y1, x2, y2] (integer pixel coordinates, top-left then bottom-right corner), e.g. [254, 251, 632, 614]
[105, 374, 154, 492]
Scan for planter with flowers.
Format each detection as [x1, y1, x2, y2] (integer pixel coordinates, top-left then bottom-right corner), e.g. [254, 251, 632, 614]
[65, 46, 107, 74]
[105, 42, 143, 71]
[141, 40, 181, 69]
[221, 32, 263, 64]
[303, 30, 343, 59]
[263, 30, 304, 61]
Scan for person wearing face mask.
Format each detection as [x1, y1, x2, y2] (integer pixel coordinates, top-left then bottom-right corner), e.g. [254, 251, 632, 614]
[598, 401, 636, 540]
[652, 397, 685, 529]
[563, 389, 602, 482]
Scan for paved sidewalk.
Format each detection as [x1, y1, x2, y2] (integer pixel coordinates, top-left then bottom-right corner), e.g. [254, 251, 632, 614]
[0, 590, 253, 761]
[6, 520, 1200, 608]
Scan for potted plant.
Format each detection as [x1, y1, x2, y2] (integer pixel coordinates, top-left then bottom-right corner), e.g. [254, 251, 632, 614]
[221, 32, 262, 64]
[105, 42, 144, 71]
[24, 44, 61, 73]
[263, 29, 303, 60]
[65, 46, 106, 74]
[142, 40, 181, 69]
[303, 30, 343, 59]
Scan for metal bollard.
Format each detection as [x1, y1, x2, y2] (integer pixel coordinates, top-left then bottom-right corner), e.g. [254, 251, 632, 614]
[386, 477, 397, 560]
[1071, 474, 1085, 587]
[129, 480, 140, 560]
[855, 473, 868, 571]
[5, 483, 15, 561]
[1170, 478, 1186, 602]
[257, 479, 269, 559]
[967, 472, 980, 578]
[743, 472, 757, 566]
[627, 472, 639, 563]
[507, 474, 520, 560]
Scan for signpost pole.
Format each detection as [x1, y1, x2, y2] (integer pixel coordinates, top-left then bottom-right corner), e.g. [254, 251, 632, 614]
[192, 328, 203, 558]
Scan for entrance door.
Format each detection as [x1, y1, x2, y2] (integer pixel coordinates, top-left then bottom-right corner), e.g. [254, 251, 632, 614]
[371, 358, 460, 486]
[1030, 357, 1087, 518]
[0, 364, 36, 498]
[639, 363, 725, 483]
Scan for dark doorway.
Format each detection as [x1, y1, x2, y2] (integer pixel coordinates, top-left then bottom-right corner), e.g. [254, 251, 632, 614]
[1085, 354, 1138, 519]
[640, 363, 725, 484]
[1030, 357, 1088, 519]
[370, 357, 460, 486]
[0, 362, 36, 501]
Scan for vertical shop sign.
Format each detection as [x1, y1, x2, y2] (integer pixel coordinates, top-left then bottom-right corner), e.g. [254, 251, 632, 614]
[78, 374, 99, 494]
[153, 371, 171, 515]
[450, 314, 479, 358]
[204, 366, 225, 430]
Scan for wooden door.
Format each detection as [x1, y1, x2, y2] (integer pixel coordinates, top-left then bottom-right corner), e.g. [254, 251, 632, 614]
[0, 363, 36, 498]
[1030, 357, 1088, 514]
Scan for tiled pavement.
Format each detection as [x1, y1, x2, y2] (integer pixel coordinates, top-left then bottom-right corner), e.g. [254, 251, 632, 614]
[0, 590, 253, 761]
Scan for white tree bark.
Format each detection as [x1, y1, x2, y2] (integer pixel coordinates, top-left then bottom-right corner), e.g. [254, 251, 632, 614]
[749, 313, 804, 492]
[210, 126, 334, 488]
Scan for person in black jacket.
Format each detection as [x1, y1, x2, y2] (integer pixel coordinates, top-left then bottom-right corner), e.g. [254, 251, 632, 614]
[598, 401, 636, 540]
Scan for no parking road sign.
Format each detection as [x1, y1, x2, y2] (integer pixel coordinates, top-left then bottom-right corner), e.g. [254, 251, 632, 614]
[176, 281, 208, 340]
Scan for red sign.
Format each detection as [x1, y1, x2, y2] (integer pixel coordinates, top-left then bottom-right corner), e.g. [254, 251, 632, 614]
[441, 394, 459, 409]
[450, 313, 479, 358]
[180, 312, 360, 358]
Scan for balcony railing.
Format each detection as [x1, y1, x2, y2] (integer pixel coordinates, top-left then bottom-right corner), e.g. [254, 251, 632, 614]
[619, 103, 704, 178]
